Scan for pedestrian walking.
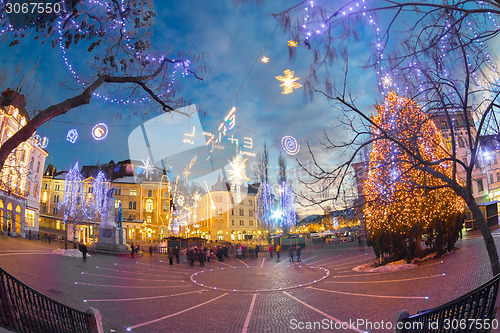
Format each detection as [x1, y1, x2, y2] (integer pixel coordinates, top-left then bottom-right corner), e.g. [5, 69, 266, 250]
[29, 229, 31, 240]
[131, 244, 135, 258]
[198, 249, 205, 266]
[149, 245, 153, 256]
[276, 244, 280, 258]
[174, 246, 180, 264]
[48, 235, 51, 245]
[81, 243, 88, 261]
[188, 247, 195, 267]
[289, 246, 294, 262]
[269, 245, 273, 258]
[296, 246, 302, 262]
[255, 245, 259, 258]
[168, 247, 174, 265]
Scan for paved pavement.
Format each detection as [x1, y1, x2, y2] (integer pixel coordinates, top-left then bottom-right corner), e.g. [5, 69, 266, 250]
[0, 229, 499, 333]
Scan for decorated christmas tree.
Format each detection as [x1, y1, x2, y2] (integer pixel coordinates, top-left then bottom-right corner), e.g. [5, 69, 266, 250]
[363, 92, 465, 261]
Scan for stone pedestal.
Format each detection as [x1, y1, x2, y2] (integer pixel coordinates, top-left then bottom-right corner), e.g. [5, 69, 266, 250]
[95, 227, 129, 254]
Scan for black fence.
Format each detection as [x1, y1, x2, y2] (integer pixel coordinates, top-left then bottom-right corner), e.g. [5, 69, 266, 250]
[0, 267, 98, 333]
[398, 273, 500, 332]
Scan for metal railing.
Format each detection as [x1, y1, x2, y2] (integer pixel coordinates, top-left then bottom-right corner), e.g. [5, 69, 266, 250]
[398, 273, 500, 332]
[0, 267, 95, 333]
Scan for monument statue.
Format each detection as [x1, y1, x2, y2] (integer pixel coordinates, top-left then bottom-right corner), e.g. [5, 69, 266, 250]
[100, 197, 117, 229]
[116, 202, 123, 228]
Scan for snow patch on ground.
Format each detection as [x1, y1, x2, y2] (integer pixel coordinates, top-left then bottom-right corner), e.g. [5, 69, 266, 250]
[353, 259, 417, 272]
[53, 249, 90, 258]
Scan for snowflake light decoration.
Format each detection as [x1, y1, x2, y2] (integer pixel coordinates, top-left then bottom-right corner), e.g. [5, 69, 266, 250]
[139, 158, 155, 179]
[275, 70, 302, 95]
[287, 40, 298, 47]
[261, 56, 269, 63]
[228, 154, 250, 202]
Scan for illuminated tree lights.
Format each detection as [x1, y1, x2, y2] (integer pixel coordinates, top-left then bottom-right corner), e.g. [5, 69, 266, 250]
[257, 182, 274, 225]
[277, 181, 296, 227]
[59, 163, 85, 222]
[275, 70, 302, 95]
[363, 92, 465, 259]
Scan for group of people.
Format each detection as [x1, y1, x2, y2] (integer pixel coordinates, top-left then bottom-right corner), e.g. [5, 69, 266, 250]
[145, 243, 305, 266]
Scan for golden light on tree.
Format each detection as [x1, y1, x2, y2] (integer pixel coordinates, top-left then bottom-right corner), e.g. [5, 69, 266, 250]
[363, 91, 465, 259]
[287, 40, 298, 47]
[275, 69, 303, 95]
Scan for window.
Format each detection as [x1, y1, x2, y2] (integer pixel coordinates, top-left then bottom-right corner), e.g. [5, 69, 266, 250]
[490, 174, 495, 184]
[44, 183, 48, 190]
[88, 186, 93, 193]
[42, 205, 46, 213]
[497, 172, 500, 183]
[29, 156, 34, 169]
[26, 181, 31, 197]
[249, 200, 252, 206]
[231, 209, 234, 216]
[249, 220, 254, 226]
[129, 201, 133, 209]
[145, 199, 153, 213]
[115, 188, 121, 196]
[55, 184, 60, 191]
[130, 189, 137, 196]
[239, 208, 244, 216]
[239, 220, 244, 226]
[36, 161, 40, 173]
[133, 202, 136, 210]
[52, 207, 58, 215]
[163, 202, 168, 211]
[53, 195, 59, 203]
[249, 209, 254, 217]
[25, 209, 35, 228]
[148, 190, 152, 197]
[231, 220, 234, 226]
[34, 184, 38, 198]
[164, 191, 169, 197]
[478, 179, 484, 192]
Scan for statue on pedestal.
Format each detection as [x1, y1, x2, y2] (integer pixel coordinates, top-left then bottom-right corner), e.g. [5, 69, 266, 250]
[116, 202, 123, 228]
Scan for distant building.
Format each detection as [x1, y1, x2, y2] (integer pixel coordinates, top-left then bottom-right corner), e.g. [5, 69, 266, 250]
[0, 89, 48, 238]
[193, 175, 265, 242]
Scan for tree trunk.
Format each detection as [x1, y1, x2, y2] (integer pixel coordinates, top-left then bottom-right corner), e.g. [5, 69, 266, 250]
[467, 198, 500, 275]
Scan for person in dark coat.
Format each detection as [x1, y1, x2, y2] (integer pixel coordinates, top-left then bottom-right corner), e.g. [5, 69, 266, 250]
[255, 245, 259, 258]
[173, 246, 180, 263]
[188, 247, 195, 267]
[289, 246, 295, 262]
[168, 247, 174, 265]
[131, 244, 135, 258]
[296, 246, 302, 262]
[269, 245, 273, 258]
[198, 249, 205, 266]
[81, 244, 88, 261]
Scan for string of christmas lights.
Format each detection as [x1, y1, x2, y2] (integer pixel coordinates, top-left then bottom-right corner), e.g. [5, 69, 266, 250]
[363, 92, 465, 239]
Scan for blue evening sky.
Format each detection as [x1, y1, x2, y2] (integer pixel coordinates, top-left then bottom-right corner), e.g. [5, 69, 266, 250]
[0, 0, 382, 214]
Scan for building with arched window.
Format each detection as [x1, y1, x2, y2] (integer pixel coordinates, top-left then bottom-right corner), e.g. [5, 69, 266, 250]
[0, 90, 48, 238]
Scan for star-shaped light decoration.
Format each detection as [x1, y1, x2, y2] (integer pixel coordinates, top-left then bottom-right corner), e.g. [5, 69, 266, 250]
[275, 69, 303, 95]
[193, 191, 201, 202]
[139, 158, 155, 179]
[287, 40, 298, 47]
[228, 154, 250, 202]
[382, 75, 392, 87]
[261, 56, 269, 63]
